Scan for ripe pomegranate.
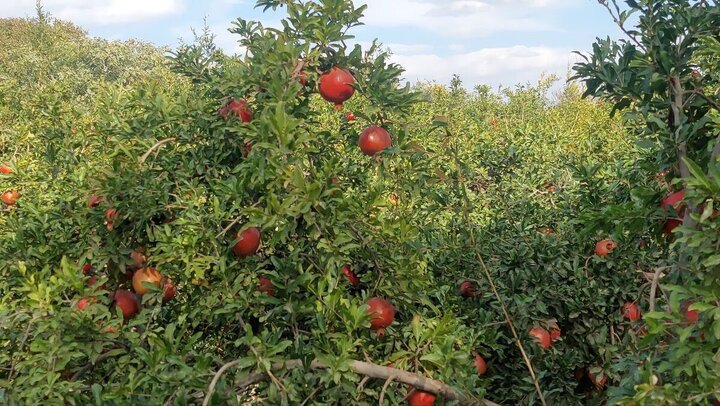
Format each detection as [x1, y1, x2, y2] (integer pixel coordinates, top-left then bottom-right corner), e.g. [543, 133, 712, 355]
[81, 263, 93, 275]
[407, 388, 436, 406]
[132, 268, 163, 295]
[232, 227, 261, 257]
[113, 290, 140, 319]
[318, 66, 355, 110]
[76, 297, 93, 311]
[459, 281, 476, 298]
[163, 278, 177, 302]
[529, 327, 552, 349]
[341, 264, 359, 287]
[367, 297, 395, 334]
[548, 320, 561, 342]
[543, 228, 554, 235]
[87, 194, 103, 208]
[358, 126, 392, 156]
[473, 353, 487, 375]
[2, 190, 19, 205]
[258, 277, 274, 296]
[297, 70, 308, 86]
[681, 301, 699, 324]
[346, 112, 356, 122]
[0, 164, 12, 175]
[622, 302, 641, 321]
[661, 190, 686, 234]
[594, 239, 618, 256]
[218, 98, 252, 122]
[587, 370, 607, 388]
[131, 250, 147, 268]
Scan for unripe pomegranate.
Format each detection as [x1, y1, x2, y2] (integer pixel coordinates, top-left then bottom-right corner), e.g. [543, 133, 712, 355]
[622, 302, 641, 321]
[367, 297, 394, 334]
[233, 227, 261, 257]
[218, 98, 252, 122]
[407, 388, 436, 406]
[595, 239, 618, 256]
[341, 264, 359, 287]
[0, 164, 12, 175]
[459, 281, 476, 298]
[258, 277, 274, 296]
[113, 290, 140, 319]
[358, 126, 392, 156]
[318, 66, 355, 110]
[529, 327, 552, 349]
[132, 268, 163, 295]
[473, 353, 487, 376]
[2, 190, 19, 205]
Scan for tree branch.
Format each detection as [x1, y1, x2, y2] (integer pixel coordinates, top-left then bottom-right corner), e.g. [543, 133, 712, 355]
[138, 137, 176, 165]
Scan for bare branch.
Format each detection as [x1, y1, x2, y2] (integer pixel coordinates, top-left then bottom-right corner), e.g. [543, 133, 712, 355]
[139, 138, 176, 165]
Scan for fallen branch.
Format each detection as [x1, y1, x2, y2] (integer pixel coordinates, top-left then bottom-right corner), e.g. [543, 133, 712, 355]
[205, 358, 501, 406]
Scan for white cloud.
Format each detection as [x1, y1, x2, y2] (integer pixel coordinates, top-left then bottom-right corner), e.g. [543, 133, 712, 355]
[358, 0, 571, 37]
[0, 0, 183, 25]
[391, 46, 579, 89]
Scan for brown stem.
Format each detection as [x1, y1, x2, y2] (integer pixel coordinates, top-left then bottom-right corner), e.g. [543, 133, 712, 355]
[138, 137, 176, 165]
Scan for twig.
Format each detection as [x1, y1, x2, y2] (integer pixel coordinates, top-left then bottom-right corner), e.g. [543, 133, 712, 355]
[216, 216, 243, 239]
[70, 351, 117, 381]
[649, 267, 664, 312]
[138, 138, 176, 165]
[202, 359, 244, 406]
[9, 317, 35, 380]
[300, 387, 320, 406]
[378, 375, 395, 405]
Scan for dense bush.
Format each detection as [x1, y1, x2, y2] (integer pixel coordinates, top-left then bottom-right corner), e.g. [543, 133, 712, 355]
[3, 1, 719, 405]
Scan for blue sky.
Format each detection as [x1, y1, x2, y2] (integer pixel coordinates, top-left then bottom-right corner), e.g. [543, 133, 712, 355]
[1, 0, 622, 89]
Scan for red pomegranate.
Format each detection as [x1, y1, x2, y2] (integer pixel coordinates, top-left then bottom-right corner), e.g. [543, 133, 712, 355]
[661, 190, 686, 235]
[87, 194, 103, 208]
[473, 353, 487, 376]
[131, 250, 147, 268]
[218, 98, 252, 123]
[298, 70, 308, 86]
[346, 112, 356, 122]
[681, 301, 699, 324]
[407, 388, 436, 406]
[318, 66, 355, 110]
[341, 264, 359, 287]
[367, 297, 395, 334]
[81, 263, 93, 275]
[105, 208, 117, 222]
[529, 327, 552, 349]
[622, 302, 641, 321]
[0, 164, 11, 175]
[232, 227, 261, 257]
[76, 297, 93, 311]
[163, 278, 177, 302]
[459, 281, 476, 298]
[113, 290, 140, 319]
[2, 190, 19, 205]
[358, 126, 392, 156]
[595, 239, 618, 257]
[258, 277, 274, 296]
[132, 268, 163, 295]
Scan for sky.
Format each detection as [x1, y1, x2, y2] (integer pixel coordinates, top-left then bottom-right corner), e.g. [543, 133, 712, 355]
[0, 0, 623, 90]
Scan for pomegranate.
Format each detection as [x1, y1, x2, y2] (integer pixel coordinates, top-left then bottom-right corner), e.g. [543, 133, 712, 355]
[407, 388, 436, 406]
[87, 194, 103, 208]
[459, 281, 476, 298]
[587, 370, 607, 388]
[548, 320, 561, 342]
[358, 126, 392, 156]
[594, 239, 618, 256]
[218, 98, 252, 123]
[661, 190, 686, 235]
[132, 268, 163, 295]
[529, 327, 552, 349]
[258, 277, 274, 296]
[2, 190, 19, 205]
[346, 112, 356, 122]
[297, 70, 308, 86]
[242, 141, 253, 158]
[76, 297, 93, 311]
[163, 278, 177, 302]
[0, 164, 12, 175]
[681, 301, 699, 324]
[81, 263, 93, 275]
[543, 228, 554, 235]
[341, 264, 359, 287]
[367, 297, 395, 334]
[318, 66, 355, 110]
[473, 353, 487, 376]
[113, 290, 140, 319]
[131, 250, 147, 268]
[232, 227, 261, 257]
[622, 302, 641, 321]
